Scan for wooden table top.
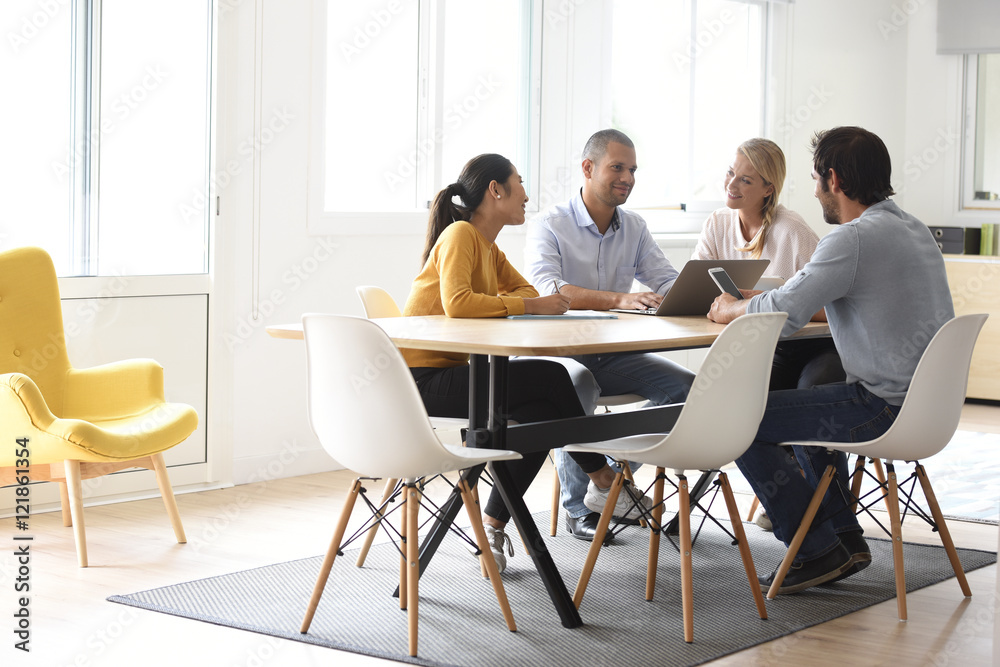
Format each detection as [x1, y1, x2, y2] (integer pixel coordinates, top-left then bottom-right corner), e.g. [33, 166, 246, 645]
[267, 313, 830, 356]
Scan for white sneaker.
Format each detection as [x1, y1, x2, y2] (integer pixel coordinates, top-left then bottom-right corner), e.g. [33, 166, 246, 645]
[584, 480, 652, 521]
[483, 524, 513, 574]
[753, 507, 773, 532]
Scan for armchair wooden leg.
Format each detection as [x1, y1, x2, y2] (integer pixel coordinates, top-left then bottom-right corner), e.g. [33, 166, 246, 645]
[915, 464, 971, 597]
[406, 483, 421, 657]
[150, 453, 186, 544]
[872, 458, 894, 515]
[301, 478, 362, 634]
[459, 480, 516, 632]
[767, 464, 836, 599]
[64, 460, 88, 568]
[677, 474, 694, 644]
[573, 471, 624, 608]
[356, 478, 398, 567]
[645, 468, 666, 601]
[745, 495, 760, 522]
[59, 481, 72, 527]
[719, 472, 767, 620]
[885, 463, 907, 621]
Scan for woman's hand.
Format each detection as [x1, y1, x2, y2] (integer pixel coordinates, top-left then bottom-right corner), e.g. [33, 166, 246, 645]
[523, 293, 572, 314]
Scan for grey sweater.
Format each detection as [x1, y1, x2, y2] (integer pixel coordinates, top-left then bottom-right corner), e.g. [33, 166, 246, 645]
[747, 200, 954, 405]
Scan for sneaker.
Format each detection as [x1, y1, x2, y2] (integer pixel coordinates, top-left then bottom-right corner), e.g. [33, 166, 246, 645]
[482, 524, 514, 574]
[753, 507, 773, 532]
[758, 542, 853, 595]
[584, 479, 653, 522]
[824, 531, 871, 585]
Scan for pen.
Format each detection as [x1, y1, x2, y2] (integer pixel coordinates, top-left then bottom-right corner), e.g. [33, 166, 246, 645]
[553, 280, 561, 295]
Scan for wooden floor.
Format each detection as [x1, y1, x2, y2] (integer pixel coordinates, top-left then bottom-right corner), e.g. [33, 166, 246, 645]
[3, 404, 998, 666]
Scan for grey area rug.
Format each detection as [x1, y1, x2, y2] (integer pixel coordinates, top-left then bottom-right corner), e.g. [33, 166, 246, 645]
[109, 513, 996, 667]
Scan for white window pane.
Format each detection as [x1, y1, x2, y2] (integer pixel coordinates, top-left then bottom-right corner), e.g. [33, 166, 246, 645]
[97, 0, 211, 275]
[438, 2, 524, 190]
[612, 0, 763, 207]
[325, 0, 419, 212]
[973, 54, 1000, 201]
[0, 2, 72, 274]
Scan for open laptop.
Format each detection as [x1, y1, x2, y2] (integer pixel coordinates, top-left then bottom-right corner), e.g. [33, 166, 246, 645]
[611, 259, 770, 316]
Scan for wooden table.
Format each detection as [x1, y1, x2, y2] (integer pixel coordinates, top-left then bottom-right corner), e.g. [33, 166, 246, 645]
[268, 313, 830, 628]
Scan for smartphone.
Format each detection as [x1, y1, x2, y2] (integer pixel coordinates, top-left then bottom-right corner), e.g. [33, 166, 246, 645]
[708, 267, 744, 300]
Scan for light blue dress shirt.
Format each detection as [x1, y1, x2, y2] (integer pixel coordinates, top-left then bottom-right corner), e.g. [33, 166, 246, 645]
[524, 190, 679, 295]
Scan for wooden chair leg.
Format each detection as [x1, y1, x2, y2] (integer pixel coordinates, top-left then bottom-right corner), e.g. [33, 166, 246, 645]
[150, 452, 187, 544]
[884, 463, 907, 621]
[677, 474, 695, 643]
[459, 480, 517, 631]
[645, 468, 666, 601]
[550, 466, 561, 537]
[719, 472, 767, 620]
[767, 464, 836, 599]
[872, 458, 893, 515]
[301, 478, 362, 633]
[915, 464, 971, 597]
[622, 464, 647, 528]
[59, 481, 72, 527]
[64, 460, 88, 568]
[356, 478, 398, 567]
[405, 483, 421, 657]
[849, 456, 867, 513]
[746, 495, 760, 522]
[573, 471, 624, 608]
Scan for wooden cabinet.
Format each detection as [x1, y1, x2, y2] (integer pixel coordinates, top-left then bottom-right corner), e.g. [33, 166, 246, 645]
[944, 256, 1000, 401]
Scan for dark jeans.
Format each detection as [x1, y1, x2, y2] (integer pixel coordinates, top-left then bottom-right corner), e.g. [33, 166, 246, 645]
[411, 360, 606, 524]
[770, 337, 845, 391]
[734, 382, 900, 561]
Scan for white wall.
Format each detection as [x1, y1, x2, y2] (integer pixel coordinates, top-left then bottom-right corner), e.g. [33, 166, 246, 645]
[211, 0, 977, 486]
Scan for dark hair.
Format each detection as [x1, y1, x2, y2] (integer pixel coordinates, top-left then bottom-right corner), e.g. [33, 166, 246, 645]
[810, 126, 895, 206]
[582, 129, 635, 163]
[421, 154, 514, 265]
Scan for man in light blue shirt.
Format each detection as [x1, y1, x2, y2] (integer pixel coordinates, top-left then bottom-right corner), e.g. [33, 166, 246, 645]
[708, 126, 955, 594]
[525, 129, 695, 541]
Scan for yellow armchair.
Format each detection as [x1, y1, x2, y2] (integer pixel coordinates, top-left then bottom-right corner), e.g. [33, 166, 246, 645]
[0, 247, 198, 566]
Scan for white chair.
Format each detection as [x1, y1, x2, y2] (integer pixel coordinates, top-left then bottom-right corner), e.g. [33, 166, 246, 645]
[298, 314, 522, 657]
[354, 285, 468, 565]
[564, 311, 789, 643]
[766, 313, 989, 621]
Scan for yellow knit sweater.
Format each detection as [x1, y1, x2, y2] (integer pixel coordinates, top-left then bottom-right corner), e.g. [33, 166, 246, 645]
[402, 221, 538, 368]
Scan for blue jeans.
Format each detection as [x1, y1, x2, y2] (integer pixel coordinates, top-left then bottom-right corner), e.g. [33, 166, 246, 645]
[734, 382, 900, 561]
[555, 352, 695, 518]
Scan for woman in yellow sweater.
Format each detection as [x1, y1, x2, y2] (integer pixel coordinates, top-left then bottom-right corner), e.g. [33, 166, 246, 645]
[403, 153, 646, 573]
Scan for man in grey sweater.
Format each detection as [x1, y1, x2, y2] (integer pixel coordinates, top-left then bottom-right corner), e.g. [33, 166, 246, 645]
[707, 126, 954, 594]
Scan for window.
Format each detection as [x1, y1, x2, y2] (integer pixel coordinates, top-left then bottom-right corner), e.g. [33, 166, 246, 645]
[963, 53, 1000, 210]
[310, 0, 539, 231]
[610, 0, 766, 209]
[0, 0, 212, 276]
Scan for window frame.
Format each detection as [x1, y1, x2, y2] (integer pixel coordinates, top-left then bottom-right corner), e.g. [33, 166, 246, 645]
[306, 0, 543, 236]
[961, 53, 1000, 211]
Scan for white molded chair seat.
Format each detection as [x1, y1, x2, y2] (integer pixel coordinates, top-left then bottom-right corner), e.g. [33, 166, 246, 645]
[564, 312, 788, 643]
[766, 313, 988, 620]
[299, 314, 523, 657]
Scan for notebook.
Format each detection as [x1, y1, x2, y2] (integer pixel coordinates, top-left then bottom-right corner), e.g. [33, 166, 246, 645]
[610, 259, 770, 317]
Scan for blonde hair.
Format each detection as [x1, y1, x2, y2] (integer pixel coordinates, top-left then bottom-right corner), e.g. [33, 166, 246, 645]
[735, 138, 786, 259]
